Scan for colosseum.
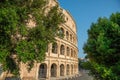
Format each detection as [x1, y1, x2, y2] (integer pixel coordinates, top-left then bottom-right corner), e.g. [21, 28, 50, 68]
[0, 0, 79, 80]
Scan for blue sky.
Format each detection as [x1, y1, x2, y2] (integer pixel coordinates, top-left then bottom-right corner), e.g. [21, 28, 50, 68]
[58, 0, 120, 58]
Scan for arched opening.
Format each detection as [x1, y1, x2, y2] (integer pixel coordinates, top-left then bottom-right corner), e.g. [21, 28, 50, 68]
[66, 31, 69, 40]
[75, 38, 77, 44]
[51, 63, 57, 77]
[59, 28, 64, 38]
[71, 49, 73, 57]
[52, 42, 58, 54]
[60, 64, 64, 76]
[74, 50, 76, 58]
[70, 34, 72, 41]
[71, 65, 73, 74]
[38, 63, 47, 78]
[60, 45, 65, 55]
[66, 64, 70, 75]
[74, 65, 76, 73]
[67, 47, 70, 56]
[76, 64, 78, 73]
[60, 28, 64, 34]
[73, 37, 75, 43]
[73, 50, 75, 58]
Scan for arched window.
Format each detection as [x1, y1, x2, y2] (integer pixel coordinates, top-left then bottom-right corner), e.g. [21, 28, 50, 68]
[51, 63, 57, 77]
[74, 50, 76, 58]
[66, 31, 69, 40]
[74, 64, 76, 73]
[74, 38, 77, 44]
[60, 45, 65, 55]
[71, 65, 73, 74]
[73, 37, 75, 43]
[59, 28, 64, 38]
[74, 64, 77, 73]
[71, 49, 73, 57]
[38, 63, 47, 78]
[70, 34, 72, 41]
[66, 64, 70, 75]
[60, 64, 64, 76]
[52, 43, 57, 54]
[67, 47, 70, 56]
[65, 17, 68, 21]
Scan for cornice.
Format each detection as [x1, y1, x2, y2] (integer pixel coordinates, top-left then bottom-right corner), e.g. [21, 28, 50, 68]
[46, 56, 78, 62]
[55, 37, 79, 51]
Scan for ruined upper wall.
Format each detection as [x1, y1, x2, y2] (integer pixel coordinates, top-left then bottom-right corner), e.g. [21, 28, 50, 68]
[48, 0, 77, 34]
[62, 9, 77, 34]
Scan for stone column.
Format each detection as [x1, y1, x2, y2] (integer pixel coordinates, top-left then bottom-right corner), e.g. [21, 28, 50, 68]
[57, 61, 60, 78]
[58, 41, 60, 58]
[73, 64, 74, 74]
[64, 44, 67, 58]
[69, 64, 70, 75]
[35, 62, 39, 80]
[48, 44, 51, 57]
[76, 63, 79, 74]
[47, 60, 51, 80]
[75, 64, 77, 74]
[49, 43, 52, 57]
[64, 29, 66, 40]
[64, 62, 66, 76]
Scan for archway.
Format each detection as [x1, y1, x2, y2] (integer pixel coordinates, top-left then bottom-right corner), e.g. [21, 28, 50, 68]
[59, 28, 64, 38]
[60, 45, 65, 55]
[67, 47, 70, 56]
[60, 64, 64, 76]
[71, 49, 73, 57]
[38, 63, 47, 78]
[71, 65, 73, 74]
[52, 42, 58, 54]
[74, 64, 77, 73]
[66, 31, 69, 40]
[66, 64, 70, 75]
[51, 63, 57, 77]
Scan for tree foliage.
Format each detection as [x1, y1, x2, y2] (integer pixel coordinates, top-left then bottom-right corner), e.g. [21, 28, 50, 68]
[0, 0, 64, 75]
[83, 12, 120, 80]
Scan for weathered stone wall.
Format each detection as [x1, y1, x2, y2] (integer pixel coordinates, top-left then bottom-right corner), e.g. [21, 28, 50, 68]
[0, 0, 79, 80]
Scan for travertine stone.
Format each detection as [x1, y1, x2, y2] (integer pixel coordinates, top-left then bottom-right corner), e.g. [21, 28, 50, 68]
[0, 0, 79, 80]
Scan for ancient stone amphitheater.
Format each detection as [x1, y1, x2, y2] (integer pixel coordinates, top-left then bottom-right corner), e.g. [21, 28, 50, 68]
[0, 0, 78, 80]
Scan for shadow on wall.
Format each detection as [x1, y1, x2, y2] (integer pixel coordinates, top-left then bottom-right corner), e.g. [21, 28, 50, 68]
[0, 66, 2, 76]
[5, 77, 20, 80]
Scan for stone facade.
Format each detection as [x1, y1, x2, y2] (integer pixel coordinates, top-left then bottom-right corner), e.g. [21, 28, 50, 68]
[0, 0, 78, 80]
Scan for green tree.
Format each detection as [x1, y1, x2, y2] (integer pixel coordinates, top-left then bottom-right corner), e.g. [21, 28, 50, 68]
[83, 12, 120, 80]
[0, 0, 64, 75]
[78, 58, 92, 70]
[78, 58, 83, 70]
